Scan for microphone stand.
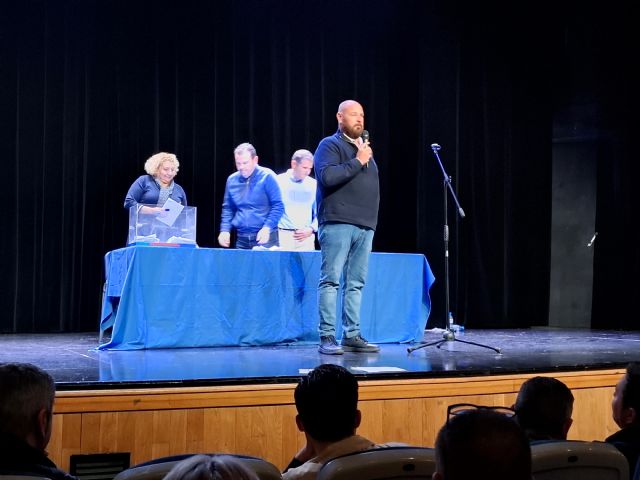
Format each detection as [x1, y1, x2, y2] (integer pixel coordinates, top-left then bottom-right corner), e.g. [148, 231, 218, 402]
[408, 144, 501, 354]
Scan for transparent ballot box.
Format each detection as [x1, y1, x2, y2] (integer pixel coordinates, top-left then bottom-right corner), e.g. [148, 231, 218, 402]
[127, 203, 197, 247]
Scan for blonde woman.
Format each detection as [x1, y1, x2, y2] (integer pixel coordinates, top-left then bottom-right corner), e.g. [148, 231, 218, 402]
[124, 152, 187, 213]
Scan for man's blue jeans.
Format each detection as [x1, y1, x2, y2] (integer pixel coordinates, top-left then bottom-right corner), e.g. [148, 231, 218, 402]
[318, 222, 374, 339]
[235, 229, 279, 249]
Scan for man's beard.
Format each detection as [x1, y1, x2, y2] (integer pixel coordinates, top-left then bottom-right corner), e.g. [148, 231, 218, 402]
[343, 124, 363, 139]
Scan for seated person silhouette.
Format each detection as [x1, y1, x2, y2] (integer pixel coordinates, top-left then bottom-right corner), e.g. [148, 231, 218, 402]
[163, 454, 259, 480]
[607, 362, 640, 475]
[0, 362, 78, 480]
[433, 406, 532, 480]
[513, 376, 574, 441]
[283, 364, 401, 479]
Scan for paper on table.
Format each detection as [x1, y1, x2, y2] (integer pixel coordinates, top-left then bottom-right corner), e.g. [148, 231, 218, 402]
[299, 367, 407, 375]
[156, 198, 184, 227]
[350, 367, 407, 373]
[252, 245, 281, 251]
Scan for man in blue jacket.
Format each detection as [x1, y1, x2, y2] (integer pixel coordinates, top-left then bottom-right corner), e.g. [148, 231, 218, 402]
[218, 143, 284, 249]
[314, 100, 380, 355]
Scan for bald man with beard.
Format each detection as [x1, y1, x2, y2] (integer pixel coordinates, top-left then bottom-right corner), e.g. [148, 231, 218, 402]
[313, 100, 380, 356]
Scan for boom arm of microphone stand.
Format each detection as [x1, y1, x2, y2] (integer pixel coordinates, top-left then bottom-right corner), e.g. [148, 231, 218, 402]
[445, 180, 465, 219]
[432, 146, 466, 220]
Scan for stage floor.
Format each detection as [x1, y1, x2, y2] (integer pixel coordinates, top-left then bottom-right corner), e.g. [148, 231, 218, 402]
[1, 328, 639, 390]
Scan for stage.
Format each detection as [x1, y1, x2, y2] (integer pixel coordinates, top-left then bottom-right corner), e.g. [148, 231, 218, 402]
[1, 328, 639, 471]
[2, 328, 639, 388]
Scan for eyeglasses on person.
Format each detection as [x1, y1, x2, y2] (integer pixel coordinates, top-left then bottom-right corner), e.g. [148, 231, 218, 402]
[447, 403, 516, 423]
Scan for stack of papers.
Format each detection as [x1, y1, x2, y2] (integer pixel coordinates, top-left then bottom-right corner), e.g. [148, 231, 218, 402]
[134, 234, 159, 243]
[166, 236, 196, 245]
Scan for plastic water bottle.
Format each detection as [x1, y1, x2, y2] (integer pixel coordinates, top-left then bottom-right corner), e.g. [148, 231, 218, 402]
[449, 312, 464, 336]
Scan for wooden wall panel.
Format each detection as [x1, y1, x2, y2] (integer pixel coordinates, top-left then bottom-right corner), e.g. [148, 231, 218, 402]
[151, 410, 180, 459]
[186, 409, 205, 453]
[569, 385, 618, 441]
[49, 369, 625, 471]
[114, 412, 137, 458]
[357, 400, 384, 441]
[132, 411, 154, 463]
[59, 413, 83, 465]
[202, 407, 238, 455]
[381, 399, 424, 446]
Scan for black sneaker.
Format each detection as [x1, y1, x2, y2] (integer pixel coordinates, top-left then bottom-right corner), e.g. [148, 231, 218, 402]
[319, 335, 344, 355]
[341, 335, 380, 353]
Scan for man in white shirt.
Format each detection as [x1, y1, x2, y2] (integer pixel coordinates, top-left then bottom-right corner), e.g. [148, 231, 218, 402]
[276, 149, 317, 251]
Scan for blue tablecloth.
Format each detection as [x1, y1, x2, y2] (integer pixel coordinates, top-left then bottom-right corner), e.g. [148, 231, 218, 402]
[98, 246, 435, 350]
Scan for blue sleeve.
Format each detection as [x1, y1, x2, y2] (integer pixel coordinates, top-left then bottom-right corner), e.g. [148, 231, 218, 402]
[177, 185, 188, 206]
[220, 180, 235, 232]
[310, 194, 318, 232]
[124, 177, 145, 209]
[264, 173, 284, 230]
[314, 138, 362, 189]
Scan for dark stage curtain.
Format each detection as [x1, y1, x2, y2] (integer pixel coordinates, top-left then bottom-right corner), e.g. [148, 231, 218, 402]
[1, 0, 637, 333]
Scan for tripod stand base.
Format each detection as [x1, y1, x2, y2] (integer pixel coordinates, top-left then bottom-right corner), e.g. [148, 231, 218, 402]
[407, 330, 502, 354]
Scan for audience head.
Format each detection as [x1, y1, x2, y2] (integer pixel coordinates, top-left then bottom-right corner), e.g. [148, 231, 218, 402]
[514, 376, 574, 441]
[163, 455, 259, 480]
[144, 152, 180, 185]
[294, 364, 360, 443]
[290, 149, 314, 181]
[234, 143, 259, 178]
[433, 407, 532, 480]
[612, 362, 640, 429]
[0, 362, 56, 451]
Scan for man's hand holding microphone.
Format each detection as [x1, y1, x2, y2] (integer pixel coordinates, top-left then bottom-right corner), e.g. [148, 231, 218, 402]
[356, 130, 372, 168]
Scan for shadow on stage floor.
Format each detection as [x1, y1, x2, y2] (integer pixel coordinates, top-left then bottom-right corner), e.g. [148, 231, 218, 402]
[1, 328, 639, 390]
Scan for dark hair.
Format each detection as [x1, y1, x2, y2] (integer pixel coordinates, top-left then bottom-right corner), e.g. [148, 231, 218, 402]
[0, 362, 55, 439]
[294, 364, 358, 442]
[435, 409, 531, 480]
[514, 376, 574, 440]
[622, 363, 640, 416]
[163, 455, 259, 480]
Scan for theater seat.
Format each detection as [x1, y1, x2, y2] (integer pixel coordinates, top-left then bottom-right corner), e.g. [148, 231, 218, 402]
[0, 477, 52, 480]
[531, 440, 629, 480]
[112, 454, 281, 480]
[316, 447, 436, 480]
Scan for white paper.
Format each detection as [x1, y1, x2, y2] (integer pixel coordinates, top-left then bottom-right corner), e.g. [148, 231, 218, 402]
[156, 198, 184, 227]
[134, 234, 159, 243]
[350, 366, 407, 373]
[299, 367, 407, 375]
[166, 236, 196, 245]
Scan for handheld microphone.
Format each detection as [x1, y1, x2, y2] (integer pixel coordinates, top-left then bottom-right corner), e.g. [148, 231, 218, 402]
[431, 143, 441, 151]
[361, 130, 370, 168]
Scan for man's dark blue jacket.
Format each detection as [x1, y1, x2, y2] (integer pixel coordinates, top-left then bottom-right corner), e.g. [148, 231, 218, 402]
[314, 130, 380, 230]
